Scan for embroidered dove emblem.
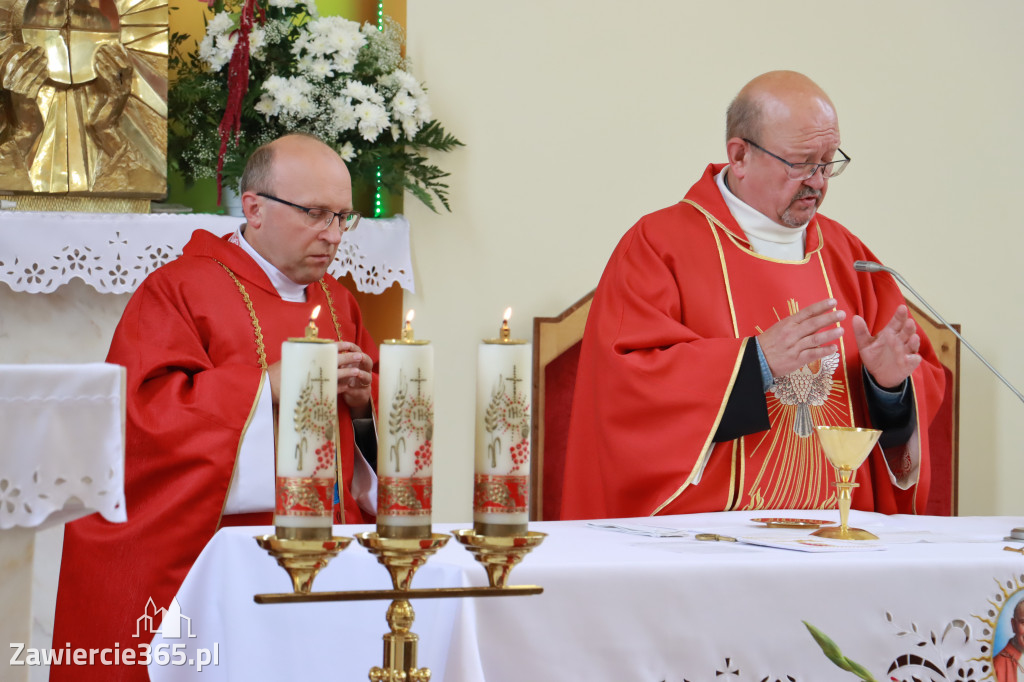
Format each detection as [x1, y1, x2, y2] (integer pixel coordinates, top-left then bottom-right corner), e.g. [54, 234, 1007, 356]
[771, 352, 841, 437]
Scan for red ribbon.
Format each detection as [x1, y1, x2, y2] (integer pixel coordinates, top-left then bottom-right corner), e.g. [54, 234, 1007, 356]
[215, 0, 265, 204]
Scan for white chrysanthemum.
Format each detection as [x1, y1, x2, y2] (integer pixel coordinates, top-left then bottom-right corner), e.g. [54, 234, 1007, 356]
[306, 58, 333, 79]
[262, 75, 288, 97]
[392, 70, 422, 96]
[201, 32, 237, 71]
[414, 95, 432, 123]
[197, 33, 216, 63]
[206, 12, 234, 36]
[304, 34, 333, 57]
[265, 76, 315, 117]
[344, 81, 384, 105]
[399, 114, 422, 139]
[249, 27, 266, 58]
[295, 55, 315, 73]
[355, 101, 390, 141]
[267, 0, 299, 8]
[361, 22, 377, 37]
[254, 95, 279, 118]
[333, 55, 356, 74]
[338, 141, 355, 162]
[391, 90, 416, 117]
[329, 97, 358, 133]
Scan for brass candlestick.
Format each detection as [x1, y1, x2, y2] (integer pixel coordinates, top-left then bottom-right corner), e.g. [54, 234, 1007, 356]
[811, 426, 882, 541]
[452, 529, 547, 588]
[356, 532, 450, 680]
[254, 534, 352, 594]
[255, 528, 544, 681]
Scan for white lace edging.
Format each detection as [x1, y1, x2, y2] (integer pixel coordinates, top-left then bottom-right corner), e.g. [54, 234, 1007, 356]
[0, 211, 414, 295]
[0, 363, 127, 530]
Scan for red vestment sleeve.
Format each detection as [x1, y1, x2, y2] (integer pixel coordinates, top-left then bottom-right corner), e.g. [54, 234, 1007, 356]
[561, 216, 750, 519]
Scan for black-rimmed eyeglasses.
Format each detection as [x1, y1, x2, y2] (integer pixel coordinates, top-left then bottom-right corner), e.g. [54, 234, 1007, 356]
[257, 192, 361, 232]
[742, 138, 851, 181]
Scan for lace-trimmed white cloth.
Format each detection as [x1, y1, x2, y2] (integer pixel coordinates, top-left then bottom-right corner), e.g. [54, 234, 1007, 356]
[0, 211, 414, 295]
[0, 363, 127, 530]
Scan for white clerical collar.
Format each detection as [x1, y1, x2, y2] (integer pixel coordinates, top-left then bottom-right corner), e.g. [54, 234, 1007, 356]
[230, 225, 308, 302]
[715, 168, 807, 261]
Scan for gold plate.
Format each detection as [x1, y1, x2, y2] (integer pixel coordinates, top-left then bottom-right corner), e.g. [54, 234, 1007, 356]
[752, 517, 831, 529]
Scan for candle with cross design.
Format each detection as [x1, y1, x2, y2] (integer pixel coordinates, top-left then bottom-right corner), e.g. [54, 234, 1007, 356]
[275, 305, 338, 540]
[474, 307, 532, 536]
[377, 310, 435, 539]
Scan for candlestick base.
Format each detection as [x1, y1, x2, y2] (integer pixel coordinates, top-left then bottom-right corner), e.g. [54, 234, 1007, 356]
[254, 534, 351, 594]
[355, 532, 450, 591]
[368, 599, 431, 682]
[452, 529, 547, 588]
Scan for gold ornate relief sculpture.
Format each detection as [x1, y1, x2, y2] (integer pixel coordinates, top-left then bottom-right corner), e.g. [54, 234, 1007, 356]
[0, 0, 167, 200]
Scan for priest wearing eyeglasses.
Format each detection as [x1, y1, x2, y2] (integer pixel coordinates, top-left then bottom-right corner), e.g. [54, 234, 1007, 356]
[52, 133, 378, 681]
[561, 71, 946, 520]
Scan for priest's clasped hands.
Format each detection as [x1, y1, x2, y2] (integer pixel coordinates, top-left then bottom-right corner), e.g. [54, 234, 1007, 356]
[758, 297, 923, 389]
[267, 340, 375, 417]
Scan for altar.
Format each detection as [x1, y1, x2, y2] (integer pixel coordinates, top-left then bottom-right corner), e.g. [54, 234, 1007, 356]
[150, 511, 1024, 681]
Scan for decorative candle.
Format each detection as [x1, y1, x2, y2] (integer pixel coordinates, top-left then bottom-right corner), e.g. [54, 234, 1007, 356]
[474, 307, 531, 536]
[377, 310, 435, 538]
[275, 305, 338, 540]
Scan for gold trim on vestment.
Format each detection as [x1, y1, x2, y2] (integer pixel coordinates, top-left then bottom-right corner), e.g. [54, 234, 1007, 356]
[215, 260, 269, 371]
[213, 262, 345, 524]
[816, 251, 856, 427]
[319, 280, 343, 341]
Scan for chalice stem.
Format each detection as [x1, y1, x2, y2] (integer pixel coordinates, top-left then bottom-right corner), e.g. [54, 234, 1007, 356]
[837, 483, 852, 534]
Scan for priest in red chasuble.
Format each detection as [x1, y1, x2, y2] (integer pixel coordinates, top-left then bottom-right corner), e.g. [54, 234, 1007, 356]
[52, 134, 379, 680]
[561, 71, 945, 520]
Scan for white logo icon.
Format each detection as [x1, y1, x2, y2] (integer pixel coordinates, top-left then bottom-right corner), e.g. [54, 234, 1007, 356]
[133, 598, 196, 639]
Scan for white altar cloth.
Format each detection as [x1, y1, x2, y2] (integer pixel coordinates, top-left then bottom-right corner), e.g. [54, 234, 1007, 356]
[151, 511, 1024, 682]
[0, 363, 126, 530]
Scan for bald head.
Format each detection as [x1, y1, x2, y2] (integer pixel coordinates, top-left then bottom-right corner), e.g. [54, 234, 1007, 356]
[239, 133, 354, 284]
[726, 71, 836, 143]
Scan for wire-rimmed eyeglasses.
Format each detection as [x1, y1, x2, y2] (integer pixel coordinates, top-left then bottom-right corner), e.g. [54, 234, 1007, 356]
[257, 192, 361, 232]
[742, 139, 851, 181]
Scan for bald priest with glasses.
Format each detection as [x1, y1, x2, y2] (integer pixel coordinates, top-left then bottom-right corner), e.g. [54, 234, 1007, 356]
[561, 71, 946, 520]
[52, 134, 377, 681]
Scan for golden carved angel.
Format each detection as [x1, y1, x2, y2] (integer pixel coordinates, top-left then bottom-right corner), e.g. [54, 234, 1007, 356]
[0, 0, 167, 197]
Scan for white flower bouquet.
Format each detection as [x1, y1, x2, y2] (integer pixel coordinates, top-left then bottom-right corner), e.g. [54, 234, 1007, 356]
[169, 0, 462, 211]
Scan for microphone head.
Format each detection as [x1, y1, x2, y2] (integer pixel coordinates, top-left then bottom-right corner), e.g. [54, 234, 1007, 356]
[854, 260, 884, 273]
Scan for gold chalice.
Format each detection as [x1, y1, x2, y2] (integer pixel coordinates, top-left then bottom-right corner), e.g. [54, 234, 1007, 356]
[812, 426, 882, 541]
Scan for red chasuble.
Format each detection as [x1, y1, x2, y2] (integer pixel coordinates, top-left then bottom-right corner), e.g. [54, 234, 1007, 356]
[52, 229, 378, 681]
[561, 164, 945, 520]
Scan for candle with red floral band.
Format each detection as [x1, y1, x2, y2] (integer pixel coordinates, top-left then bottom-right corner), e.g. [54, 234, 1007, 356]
[377, 310, 434, 539]
[474, 308, 531, 536]
[274, 306, 338, 539]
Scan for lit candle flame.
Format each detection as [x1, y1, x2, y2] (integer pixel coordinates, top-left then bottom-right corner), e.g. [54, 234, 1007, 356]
[500, 307, 512, 341]
[402, 309, 415, 342]
[305, 305, 321, 339]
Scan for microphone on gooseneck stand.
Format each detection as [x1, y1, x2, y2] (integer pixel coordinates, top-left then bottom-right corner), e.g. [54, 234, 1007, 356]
[853, 260, 1024, 405]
